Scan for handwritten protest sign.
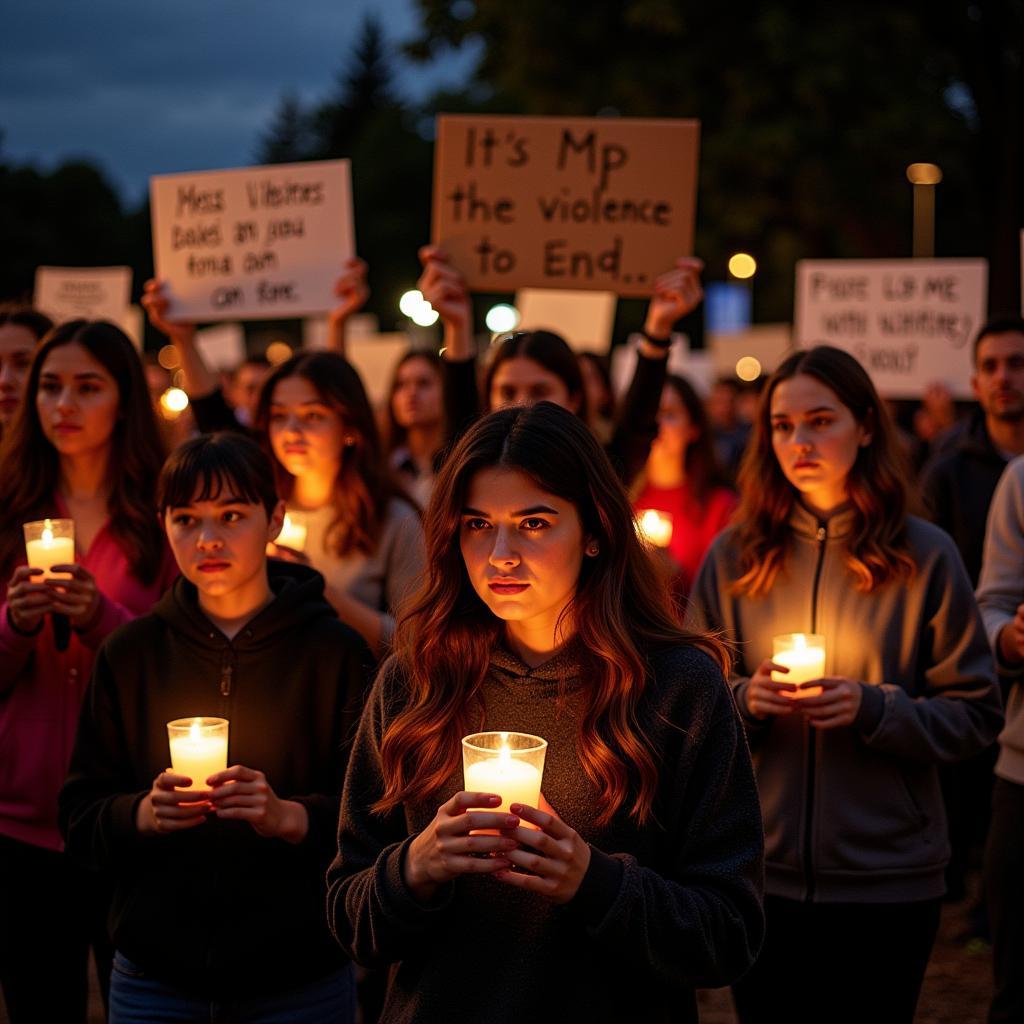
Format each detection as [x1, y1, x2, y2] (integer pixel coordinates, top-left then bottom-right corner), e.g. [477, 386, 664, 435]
[794, 259, 988, 398]
[433, 115, 699, 297]
[151, 160, 353, 322]
[34, 266, 132, 326]
[515, 288, 617, 354]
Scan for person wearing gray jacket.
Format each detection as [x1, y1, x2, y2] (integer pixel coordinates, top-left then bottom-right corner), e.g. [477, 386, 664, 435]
[976, 454, 1024, 1023]
[688, 346, 1002, 1024]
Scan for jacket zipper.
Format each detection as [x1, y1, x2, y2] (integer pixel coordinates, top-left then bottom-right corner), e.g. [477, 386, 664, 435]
[804, 523, 827, 902]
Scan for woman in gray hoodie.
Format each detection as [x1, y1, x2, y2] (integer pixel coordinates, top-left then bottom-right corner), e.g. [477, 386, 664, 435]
[688, 345, 1002, 1024]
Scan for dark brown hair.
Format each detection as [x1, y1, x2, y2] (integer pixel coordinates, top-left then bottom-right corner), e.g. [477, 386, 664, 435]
[384, 349, 448, 456]
[733, 345, 915, 597]
[254, 351, 405, 557]
[0, 304, 54, 341]
[483, 330, 588, 421]
[375, 402, 727, 827]
[0, 320, 167, 584]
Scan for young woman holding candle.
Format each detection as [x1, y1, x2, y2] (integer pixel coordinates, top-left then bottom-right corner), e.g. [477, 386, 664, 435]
[59, 432, 373, 1023]
[327, 401, 765, 1024]
[256, 352, 425, 657]
[0, 319, 178, 1023]
[633, 373, 737, 595]
[686, 345, 1003, 1024]
[416, 245, 704, 485]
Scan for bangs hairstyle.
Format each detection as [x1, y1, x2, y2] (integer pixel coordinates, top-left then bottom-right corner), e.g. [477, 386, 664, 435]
[0, 319, 166, 584]
[733, 344, 915, 597]
[255, 351, 406, 557]
[158, 433, 279, 518]
[483, 329, 587, 420]
[375, 402, 728, 827]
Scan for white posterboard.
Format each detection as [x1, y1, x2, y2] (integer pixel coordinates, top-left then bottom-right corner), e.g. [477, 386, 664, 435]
[195, 323, 247, 372]
[794, 259, 988, 398]
[515, 288, 617, 354]
[34, 266, 132, 326]
[345, 334, 411, 406]
[150, 159, 354, 322]
[708, 324, 794, 381]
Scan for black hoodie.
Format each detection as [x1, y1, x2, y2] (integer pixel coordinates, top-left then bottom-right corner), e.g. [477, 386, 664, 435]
[59, 562, 373, 998]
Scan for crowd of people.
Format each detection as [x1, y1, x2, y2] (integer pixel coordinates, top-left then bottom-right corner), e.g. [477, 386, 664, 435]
[0, 252, 1022, 1024]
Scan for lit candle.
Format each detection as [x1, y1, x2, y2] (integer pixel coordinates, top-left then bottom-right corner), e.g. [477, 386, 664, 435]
[772, 633, 826, 699]
[275, 512, 307, 552]
[636, 509, 673, 548]
[167, 717, 229, 792]
[23, 518, 75, 579]
[462, 731, 547, 816]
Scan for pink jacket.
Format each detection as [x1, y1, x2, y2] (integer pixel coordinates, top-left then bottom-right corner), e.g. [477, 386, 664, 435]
[0, 502, 178, 851]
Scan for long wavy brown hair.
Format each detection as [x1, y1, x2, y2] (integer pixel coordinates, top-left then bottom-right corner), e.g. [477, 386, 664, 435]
[0, 320, 167, 584]
[255, 352, 409, 557]
[375, 402, 728, 827]
[733, 345, 915, 597]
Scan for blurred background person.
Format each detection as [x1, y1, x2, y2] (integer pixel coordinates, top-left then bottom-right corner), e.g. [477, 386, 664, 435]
[0, 305, 53, 439]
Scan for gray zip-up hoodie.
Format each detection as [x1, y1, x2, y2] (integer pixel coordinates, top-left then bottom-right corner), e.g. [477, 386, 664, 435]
[687, 503, 1002, 903]
[976, 455, 1024, 786]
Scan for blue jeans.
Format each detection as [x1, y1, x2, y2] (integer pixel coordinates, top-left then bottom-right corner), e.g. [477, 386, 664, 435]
[108, 952, 356, 1024]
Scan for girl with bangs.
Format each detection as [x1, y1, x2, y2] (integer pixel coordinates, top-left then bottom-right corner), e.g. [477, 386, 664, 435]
[327, 402, 764, 1023]
[0, 320, 177, 1023]
[687, 345, 1002, 1023]
[255, 351, 425, 658]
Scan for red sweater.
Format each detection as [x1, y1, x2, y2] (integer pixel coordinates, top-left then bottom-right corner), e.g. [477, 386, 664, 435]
[0, 498, 177, 851]
[633, 482, 737, 594]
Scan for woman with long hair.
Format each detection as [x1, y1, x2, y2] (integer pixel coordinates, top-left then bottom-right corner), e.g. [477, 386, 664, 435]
[686, 345, 1002, 1023]
[417, 245, 704, 485]
[383, 348, 448, 508]
[256, 351, 424, 657]
[0, 304, 53, 438]
[0, 320, 178, 1023]
[327, 402, 764, 1023]
[633, 373, 737, 595]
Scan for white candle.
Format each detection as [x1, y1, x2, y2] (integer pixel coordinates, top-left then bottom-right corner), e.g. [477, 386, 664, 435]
[636, 509, 673, 548]
[23, 518, 75, 579]
[167, 718, 229, 792]
[772, 633, 825, 699]
[275, 512, 307, 552]
[462, 732, 547, 816]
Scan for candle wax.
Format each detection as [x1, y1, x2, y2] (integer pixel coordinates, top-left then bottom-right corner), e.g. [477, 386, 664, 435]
[637, 509, 673, 548]
[465, 753, 543, 815]
[772, 644, 825, 699]
[25, 535, 75, 579]
[169, 726, 228, 792]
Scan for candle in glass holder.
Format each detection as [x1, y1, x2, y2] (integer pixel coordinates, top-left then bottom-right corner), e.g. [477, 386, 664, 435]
[167, 717, 229, 792]
[636, 509, 673, 548]
[23, 518, 75, 579]
[275, 512, 307, 552]
[462, 731, 547, 815]
[772, 633, 825, 699]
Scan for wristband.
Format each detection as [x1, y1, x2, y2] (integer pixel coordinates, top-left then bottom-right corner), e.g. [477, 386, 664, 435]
[640, 329, 672, 350]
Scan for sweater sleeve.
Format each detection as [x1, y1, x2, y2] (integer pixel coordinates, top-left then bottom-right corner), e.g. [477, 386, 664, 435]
[605, 350, 667, 487]
[58, 643, 149, 870]
[442, 356, 481, 443]
[858, 531, 1003, 763]
[326, 666, 455, 967]
[567, 669, 765, 990]
[0, 604, 38, 694]
[977, 458, 1024, 674]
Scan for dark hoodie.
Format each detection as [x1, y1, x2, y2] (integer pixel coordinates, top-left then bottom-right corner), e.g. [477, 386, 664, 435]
[58, 562, 372, 998]
[921, 408, 1008, 585]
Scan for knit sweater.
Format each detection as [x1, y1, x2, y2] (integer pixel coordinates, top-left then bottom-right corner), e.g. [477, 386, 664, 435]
[58, 563, 373, 998]
[327, 642, 765, 1024]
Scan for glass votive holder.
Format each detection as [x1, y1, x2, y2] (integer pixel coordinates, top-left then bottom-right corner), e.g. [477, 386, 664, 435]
[772, 633, 825, 699]
[23, 518, 75, 579]
[636, 509, 673, 548]
[167, 717, 229, 792]
[462, 731, 547, 815]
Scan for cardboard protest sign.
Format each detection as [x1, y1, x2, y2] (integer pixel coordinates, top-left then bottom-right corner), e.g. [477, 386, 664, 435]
[514, 288, 617, 354]
[794, 259, 988, 398]
[433, 115, 699, 297]
[151, 160, 354, 322]
[34, 266, 132, 326]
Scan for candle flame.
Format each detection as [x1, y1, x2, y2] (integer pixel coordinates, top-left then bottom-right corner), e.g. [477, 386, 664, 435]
[794, 634, 807, 651]
[189, 719, 202, 741]
[498, 732, 511, 766]
[41, 527, 54, 546]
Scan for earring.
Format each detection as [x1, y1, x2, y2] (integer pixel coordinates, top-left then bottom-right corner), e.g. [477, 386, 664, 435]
[585, 543, 600, 557]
